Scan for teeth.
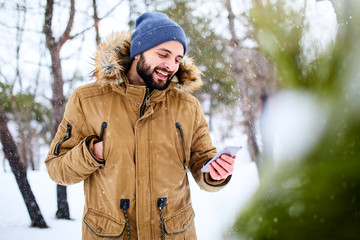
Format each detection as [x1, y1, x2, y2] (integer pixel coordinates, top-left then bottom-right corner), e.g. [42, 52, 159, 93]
[156, 70, 169, 76]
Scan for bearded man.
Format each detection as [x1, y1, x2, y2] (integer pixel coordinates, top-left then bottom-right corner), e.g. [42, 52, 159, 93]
[45, 12, 235, 240]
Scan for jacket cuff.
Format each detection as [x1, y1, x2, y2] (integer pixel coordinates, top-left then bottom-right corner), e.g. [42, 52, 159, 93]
[84, 135, 105, 166]
[203, 172, 231, 187]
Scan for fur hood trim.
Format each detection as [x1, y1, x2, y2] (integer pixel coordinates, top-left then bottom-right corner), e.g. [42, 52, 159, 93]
[92, 32, 203, 92]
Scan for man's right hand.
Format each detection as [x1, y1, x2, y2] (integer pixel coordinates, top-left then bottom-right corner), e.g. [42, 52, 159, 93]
[93, 141, 103, 159]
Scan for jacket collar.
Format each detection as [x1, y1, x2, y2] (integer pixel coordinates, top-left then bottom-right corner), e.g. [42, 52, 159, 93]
[92, 32, 203, 93]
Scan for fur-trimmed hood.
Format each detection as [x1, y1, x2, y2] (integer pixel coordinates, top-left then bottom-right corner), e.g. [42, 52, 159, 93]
[92, 32, 203, 92]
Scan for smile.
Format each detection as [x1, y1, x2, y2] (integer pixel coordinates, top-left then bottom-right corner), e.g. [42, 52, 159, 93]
[155, 70, 169, 77]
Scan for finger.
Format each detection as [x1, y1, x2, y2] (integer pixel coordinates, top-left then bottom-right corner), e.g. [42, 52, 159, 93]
[211, 161, 229, 179]
[93, 141, 104, 159]
[208, 164, 222, 180]
[220, 154, 235, 165]
[216, 159, 234, 173]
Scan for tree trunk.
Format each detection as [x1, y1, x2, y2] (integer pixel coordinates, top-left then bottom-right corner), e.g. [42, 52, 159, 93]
[29, 139, 36, 170]
[49, 37, 71, 221]
[225, 0, 261, 169]
[50, 48, 71, 219]
[56, 184, 70, 219]
[44, 0, 75, 220]
[0, 107, 48, 228]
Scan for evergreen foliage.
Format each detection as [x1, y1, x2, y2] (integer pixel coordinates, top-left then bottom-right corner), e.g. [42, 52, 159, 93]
[229, 1, 360, 239]
[0, 82, 51, 139]
[163, 0, 237, 110]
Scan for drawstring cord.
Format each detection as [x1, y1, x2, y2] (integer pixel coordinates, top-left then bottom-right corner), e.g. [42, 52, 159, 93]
[120, 199, 131, 240]
[120, 198, 170, 240]
[157, 198, 167, 240]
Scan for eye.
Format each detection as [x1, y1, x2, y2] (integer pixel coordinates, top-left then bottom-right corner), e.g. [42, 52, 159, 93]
[175, 57, 182, 64]
[158, 53, 167, 58]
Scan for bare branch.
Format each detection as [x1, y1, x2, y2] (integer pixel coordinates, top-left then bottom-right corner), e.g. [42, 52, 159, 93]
[92, 0, 101, 45]
[69, 25, 94, 40]
[100, 0, 124, 20]
[225, 0, 239, 47]
[15, 1, 27, 91]
[58, 0, 75, 49]
[69, 0, 124, 43]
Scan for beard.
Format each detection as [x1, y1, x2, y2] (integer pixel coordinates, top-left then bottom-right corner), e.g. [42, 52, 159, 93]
[136, 53, 173, 91]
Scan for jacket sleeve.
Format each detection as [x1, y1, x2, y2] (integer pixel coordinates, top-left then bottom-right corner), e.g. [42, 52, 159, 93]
[45, 90, 104, 186]
[189, 100, 231, 192]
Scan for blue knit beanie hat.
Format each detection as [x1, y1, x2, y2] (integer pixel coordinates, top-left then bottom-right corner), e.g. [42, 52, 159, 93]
[130, 12, 187, 60]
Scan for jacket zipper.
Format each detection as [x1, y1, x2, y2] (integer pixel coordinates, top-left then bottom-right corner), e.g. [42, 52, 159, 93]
[53, 123, 72, 156]
[139, 88, 154, 118]
[175, 122, 187, 169]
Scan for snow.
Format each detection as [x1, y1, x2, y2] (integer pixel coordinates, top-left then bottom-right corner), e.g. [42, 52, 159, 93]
[261, 90, 329, 165]
[0, 169, 84, 239]
[0, 140, 259, 240]
[302, 0, 338, 63]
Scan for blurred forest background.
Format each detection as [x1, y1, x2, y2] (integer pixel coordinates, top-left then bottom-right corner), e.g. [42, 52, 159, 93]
[0, 0, 276, 227]
[2, 0, 359, 239]
[229, 0, 360, 239]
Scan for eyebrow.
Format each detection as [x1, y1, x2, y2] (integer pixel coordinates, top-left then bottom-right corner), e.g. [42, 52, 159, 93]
[157, 48, 183, 59]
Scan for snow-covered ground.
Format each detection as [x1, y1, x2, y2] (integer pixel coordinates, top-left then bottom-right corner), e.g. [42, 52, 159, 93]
[0, 116, 259, 240]
[0, 159, 258, 240]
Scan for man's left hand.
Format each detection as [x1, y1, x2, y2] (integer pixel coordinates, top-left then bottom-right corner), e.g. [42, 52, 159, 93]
[208, 154, 235, 180]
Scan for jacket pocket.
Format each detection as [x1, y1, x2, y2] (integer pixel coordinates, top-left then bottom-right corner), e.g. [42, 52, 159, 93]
[83, 208, 126, 238]
[164, 204, 195, 235]
[175, 122, 187, 169]
[53, 123, 72, 156]
[99, 121, 108, 160]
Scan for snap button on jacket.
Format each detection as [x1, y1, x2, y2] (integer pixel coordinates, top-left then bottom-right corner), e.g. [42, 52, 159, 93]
[45, 32, 231, 240]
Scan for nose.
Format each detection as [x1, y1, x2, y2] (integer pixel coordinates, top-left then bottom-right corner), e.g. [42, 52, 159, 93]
[164, 59, 177, 72]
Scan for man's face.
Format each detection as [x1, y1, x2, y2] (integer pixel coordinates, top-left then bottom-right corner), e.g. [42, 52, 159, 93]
[136, 41, 184, 91]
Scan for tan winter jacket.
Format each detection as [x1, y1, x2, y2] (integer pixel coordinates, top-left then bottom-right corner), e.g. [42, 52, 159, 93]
[45, 32, 231, 240]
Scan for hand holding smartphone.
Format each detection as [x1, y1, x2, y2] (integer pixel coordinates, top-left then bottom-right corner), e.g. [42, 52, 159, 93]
[201, 146, 241, 172]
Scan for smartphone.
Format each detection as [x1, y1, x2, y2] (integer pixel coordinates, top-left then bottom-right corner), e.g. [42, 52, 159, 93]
[201, 146, 242, 172]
